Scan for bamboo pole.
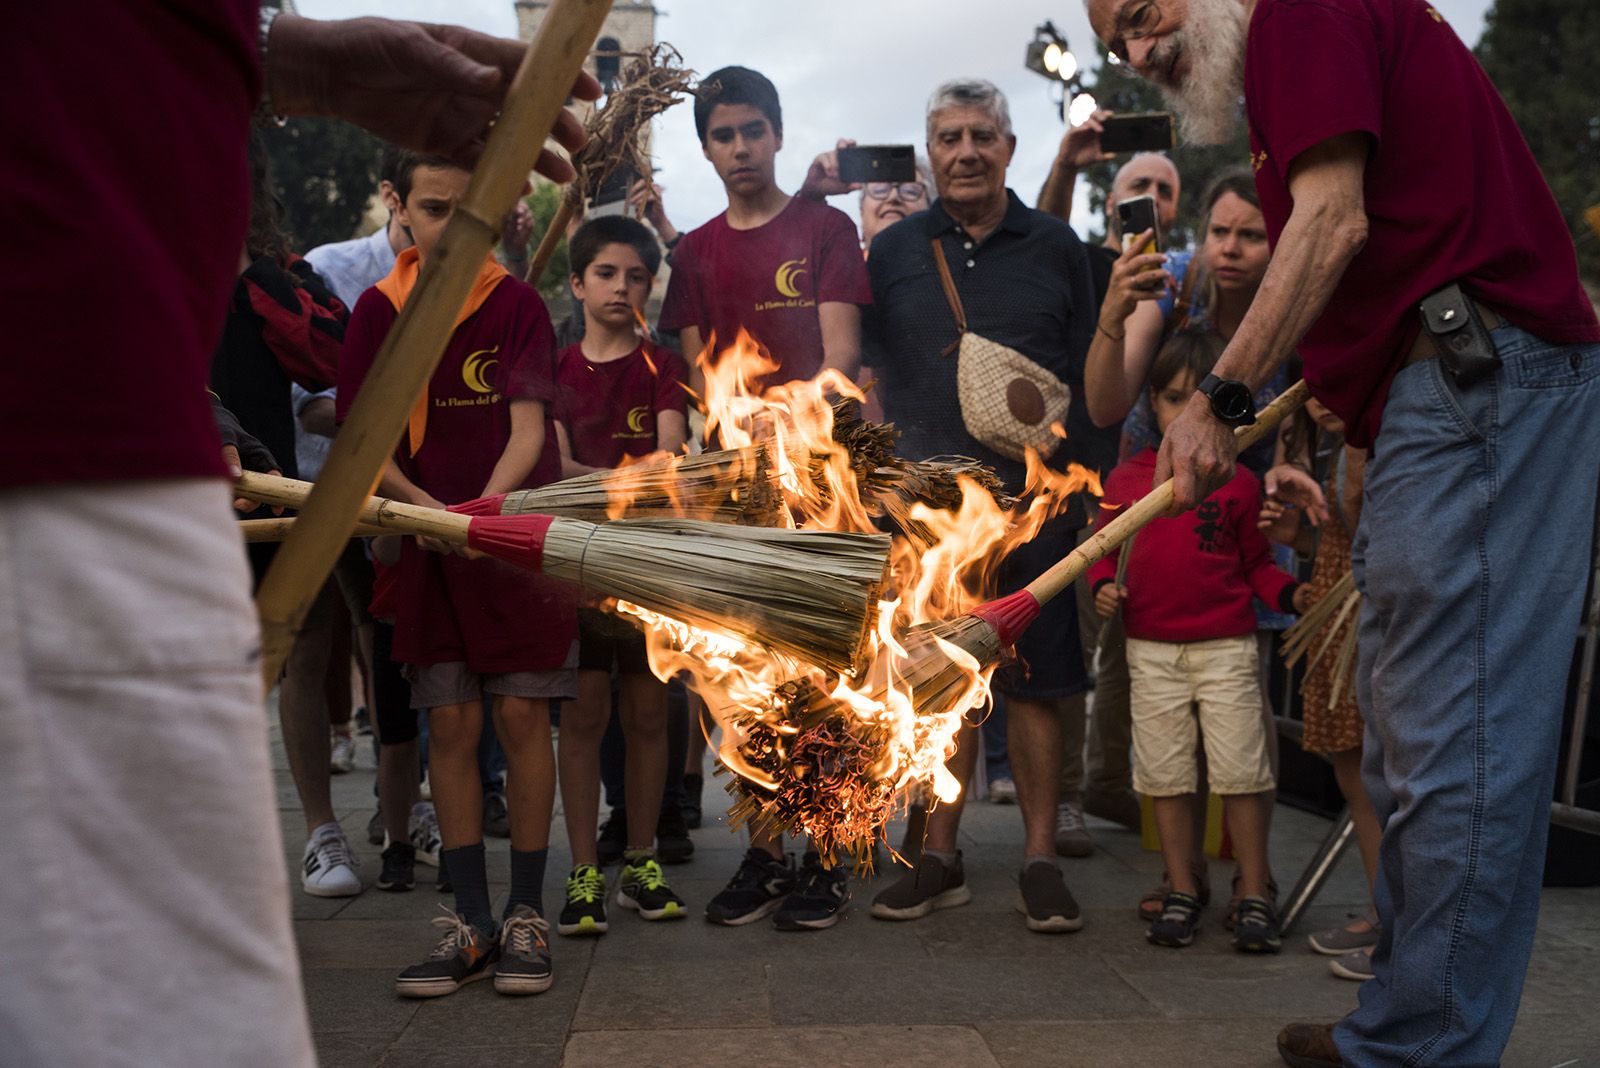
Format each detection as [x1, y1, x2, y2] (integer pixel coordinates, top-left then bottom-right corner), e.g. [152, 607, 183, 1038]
[522, 193, 578, 285]
[252, 0, 616, 686]
[240, 472, 473, 541]
[1023, 380, 1309, 607]
[240, 517, 388, 543]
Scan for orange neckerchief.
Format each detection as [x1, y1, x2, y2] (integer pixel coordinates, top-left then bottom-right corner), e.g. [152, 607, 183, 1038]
[374, 247, 510, 455]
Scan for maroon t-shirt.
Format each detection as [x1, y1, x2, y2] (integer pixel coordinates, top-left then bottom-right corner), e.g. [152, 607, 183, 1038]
[555, 343, 688, 468]
[658, 196, 872, 384]
[2, 2, 257, 486]
[1245, 0, 1600, 447]
[338, 278, 576, 673]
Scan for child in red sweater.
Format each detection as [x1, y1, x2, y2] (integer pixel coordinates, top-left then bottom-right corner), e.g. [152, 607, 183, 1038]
[1090, 330, 1310, 954]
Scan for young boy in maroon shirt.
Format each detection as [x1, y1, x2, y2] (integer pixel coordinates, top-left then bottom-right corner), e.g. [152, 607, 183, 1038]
[659, 65, 872, 930]
[1090, 330, 1311, 955]
[550, 215, 691, 936]
[337, 155, 576, 999]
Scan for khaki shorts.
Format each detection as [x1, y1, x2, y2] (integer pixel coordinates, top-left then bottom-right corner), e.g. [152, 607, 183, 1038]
[407, 641, 579, 710]
[1126, 634, 1274, 797]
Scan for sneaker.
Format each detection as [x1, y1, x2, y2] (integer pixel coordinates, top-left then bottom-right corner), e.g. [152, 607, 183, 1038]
[353, 706, 373, 737]
[366, 806, 385, 847]
[1018, 861, 1083, 933]
[377, 842, 416, 893]
[1276, 1022, 1344, 1068]
[774, 853, 848, 931]
[618, 854, 687, 921]
[1232, 895, 1283, 953]
[682, 771, 704, 829]
[301, 824, 360, 897]
[1084, 789, 1142, 831]
[704, 848, 796, 926]
[1146, 890, 1202, 947]
[495, 905, 553, 995]
[1329, 946, 1375, 982]
[988, 776, 1017, 804]
[596, 809, 628, 867]
[483, 789, 511, 839]
[410, 803, 442, 867]
[870, 851, 971, 921]
[395, 910, 499, 998]
[1053, 801, 1094, 858]
[656, 803, 695, 865]
[1307, 917, 1379, 956]
[1138, 860, 1210, 923]
[558, 864, 609, 936]
[330, 731, 356, 774]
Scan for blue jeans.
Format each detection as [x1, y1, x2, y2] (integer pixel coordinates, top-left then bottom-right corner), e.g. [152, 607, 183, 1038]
[1338, 326, 1600, 1066]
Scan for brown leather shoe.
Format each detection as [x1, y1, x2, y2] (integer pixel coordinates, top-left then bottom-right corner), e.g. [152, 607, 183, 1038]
[1276, 1022, 1346, 1067]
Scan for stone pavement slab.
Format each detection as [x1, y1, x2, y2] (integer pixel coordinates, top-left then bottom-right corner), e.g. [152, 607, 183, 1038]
[565, 1025, 1002, 1067]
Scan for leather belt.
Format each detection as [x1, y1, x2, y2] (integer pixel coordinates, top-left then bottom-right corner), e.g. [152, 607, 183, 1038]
[1402, 298, 1504, 367]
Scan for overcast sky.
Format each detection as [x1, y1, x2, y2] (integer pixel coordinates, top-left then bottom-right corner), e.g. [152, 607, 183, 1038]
[298, 0, 1494, 241]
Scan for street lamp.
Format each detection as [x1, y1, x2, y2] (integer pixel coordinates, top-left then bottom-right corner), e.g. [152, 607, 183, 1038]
[1024, 21, 1089, 124]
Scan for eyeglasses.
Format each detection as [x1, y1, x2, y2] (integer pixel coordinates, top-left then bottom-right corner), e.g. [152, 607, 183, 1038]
[864, 182, 928, 202]
[1107, 0, 1162, 64]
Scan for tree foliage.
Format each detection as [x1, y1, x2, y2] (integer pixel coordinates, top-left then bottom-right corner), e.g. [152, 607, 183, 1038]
[1476, 0, 1600, 285]
[260, 118, 384, 252]
[1074, 50, 1254, 250]
[526, 181, 572, 303]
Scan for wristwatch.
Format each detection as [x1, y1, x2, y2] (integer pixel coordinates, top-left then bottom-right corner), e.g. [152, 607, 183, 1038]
[1196, 373, 1257, 428]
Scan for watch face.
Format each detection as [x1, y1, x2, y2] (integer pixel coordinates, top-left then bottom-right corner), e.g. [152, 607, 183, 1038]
[1216, 382, 1252, 420]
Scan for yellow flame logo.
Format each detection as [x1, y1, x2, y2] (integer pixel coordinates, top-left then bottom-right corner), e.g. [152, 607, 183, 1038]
[1251, 149, 1269, 174]
[1426, 6, 1443, 21]
[462, 346, 500, 394]
[774, 258, 808, 299]
[625, 406, 651, 433]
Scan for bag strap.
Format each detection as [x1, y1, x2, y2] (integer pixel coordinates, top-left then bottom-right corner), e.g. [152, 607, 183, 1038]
[929, 238, 968, 341]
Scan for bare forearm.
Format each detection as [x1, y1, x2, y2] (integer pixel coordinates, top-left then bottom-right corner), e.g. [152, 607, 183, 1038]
[1037, 163, 1077, 223]
[484, 400, 546, 496]
[818, 303, 862, 384]
[379, 462, 437, 507]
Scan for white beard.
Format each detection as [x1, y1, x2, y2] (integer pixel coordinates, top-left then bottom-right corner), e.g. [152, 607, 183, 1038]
[1153, 0, 1249, 145]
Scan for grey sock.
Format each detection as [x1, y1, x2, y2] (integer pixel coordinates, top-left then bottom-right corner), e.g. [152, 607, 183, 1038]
[1024, 854, 1058, 871]
[924, 848, 957, 865]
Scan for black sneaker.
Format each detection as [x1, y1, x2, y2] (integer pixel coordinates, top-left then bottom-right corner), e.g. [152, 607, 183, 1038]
[1232, 895, 1283, 954]
[435, 865, 452, 894]
[617, 853, 687, 921]
[394, 910, 500, 998]
[558, 864, 608, 936]
[704, 848, 796, 926]
[656, 803, 695, 865]
[376, 842, 416, 893]
[495, 905, 553, 995]
[483, 789, 511, 839]
[597, 809, 628, 867]
[1147, 890, 1202, 948]
[773, 853, 848, 931]
[366, 806, 385, 847]
[1017, 861, 1084, 933]
[871, 851, 970, 921]
[682, 772, 704, 829]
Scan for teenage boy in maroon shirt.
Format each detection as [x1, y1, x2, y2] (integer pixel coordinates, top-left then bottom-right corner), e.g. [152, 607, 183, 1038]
[1083, 0, 1600, 1064]
[659, 66, 872, 931]
[339, 155, 577, 1000]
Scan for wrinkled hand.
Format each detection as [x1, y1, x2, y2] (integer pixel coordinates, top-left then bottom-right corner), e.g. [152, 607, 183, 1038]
[1099, 232, 1170, 327]
[224, 447, 285, 514]
[799, 138, 860, 200]
[267, 14, 600, 172]
[1264, 463, 1329, 527]
[501, 199, 534, 258]
[1154, 396, 1238, 514]
[1094, 582, 1127, 619]
[1291, 584, 1315, 614]
[1056, 109, 1114, 170]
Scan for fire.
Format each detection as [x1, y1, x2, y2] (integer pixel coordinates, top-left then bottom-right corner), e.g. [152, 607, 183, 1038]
[607, 329, 1100, 862]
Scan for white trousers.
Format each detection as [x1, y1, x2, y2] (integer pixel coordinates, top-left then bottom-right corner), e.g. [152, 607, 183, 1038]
[0, 480, 313, 1067]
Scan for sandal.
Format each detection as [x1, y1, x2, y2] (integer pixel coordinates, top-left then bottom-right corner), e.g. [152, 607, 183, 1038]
[1137, 858, 1210, 922]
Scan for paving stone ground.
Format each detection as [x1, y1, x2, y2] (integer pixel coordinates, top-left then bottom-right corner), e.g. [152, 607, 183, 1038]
[278, 713, 1600, 1068]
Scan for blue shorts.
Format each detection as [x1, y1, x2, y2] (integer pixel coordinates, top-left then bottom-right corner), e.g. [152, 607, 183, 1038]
[991, 515, 1091, 701]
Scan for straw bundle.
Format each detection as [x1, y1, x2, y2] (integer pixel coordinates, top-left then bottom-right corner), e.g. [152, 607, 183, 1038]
[1280, 570, 1362, 706]
[872, 456, 1013, 552]
[236, 471, 889, 675]
[499, 444, 782, 525]
[723, 381, 1313, 858]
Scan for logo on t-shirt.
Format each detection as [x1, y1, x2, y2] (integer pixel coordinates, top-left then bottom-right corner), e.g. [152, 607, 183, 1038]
[1194, 499, 1227, 554]
[463, 346, 500, 394]
[618, 405, 654, 440]
[1251, 149, 1269, 174]
[756, 259, 817, 313]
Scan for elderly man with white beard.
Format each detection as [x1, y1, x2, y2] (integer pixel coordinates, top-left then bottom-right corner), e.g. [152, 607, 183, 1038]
[1081, 0, 1600, 1065]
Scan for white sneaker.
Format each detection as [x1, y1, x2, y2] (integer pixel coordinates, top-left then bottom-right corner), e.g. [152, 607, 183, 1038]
[411, 803, 442, 868]
[1053, 801, 1094, 858]
[988, 776, 1018, 804]
[302, 824, 361, 897]
[330, 732, 356, 774]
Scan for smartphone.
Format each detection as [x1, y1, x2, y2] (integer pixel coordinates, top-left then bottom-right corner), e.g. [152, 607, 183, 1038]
[1117, 194, 1161, 266]
[837, 144, 917, 184]
[1099, 112, 1175, 154]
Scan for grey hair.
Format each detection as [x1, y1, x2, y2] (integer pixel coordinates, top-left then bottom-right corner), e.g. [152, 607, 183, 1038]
[924, 79, 1013, 141]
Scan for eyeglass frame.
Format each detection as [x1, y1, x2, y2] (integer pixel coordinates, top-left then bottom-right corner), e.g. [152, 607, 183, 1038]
[863, 181, 928, 202]
[1107, 0, 1164, 65]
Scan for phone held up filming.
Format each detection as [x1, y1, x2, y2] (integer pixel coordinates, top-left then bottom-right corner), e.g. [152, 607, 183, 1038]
[1117, 194, 1162, 271]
